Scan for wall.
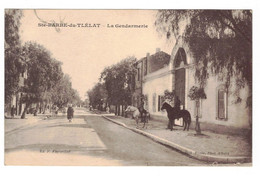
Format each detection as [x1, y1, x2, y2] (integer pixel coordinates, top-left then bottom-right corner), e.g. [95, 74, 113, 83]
[143, 66, 172, 121]
[199, 76, 251, 129]
[170, 37, 251, 130]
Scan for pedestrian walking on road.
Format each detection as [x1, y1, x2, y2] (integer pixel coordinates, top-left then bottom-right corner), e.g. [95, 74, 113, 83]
[67, 105, 74, 122]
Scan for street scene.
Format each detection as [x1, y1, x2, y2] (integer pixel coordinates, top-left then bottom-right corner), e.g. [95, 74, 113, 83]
[4, 9, 252, 166]
[5, 108, 208, 166]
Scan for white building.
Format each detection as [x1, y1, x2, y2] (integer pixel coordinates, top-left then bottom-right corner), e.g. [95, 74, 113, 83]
[141, 38, 251, 134]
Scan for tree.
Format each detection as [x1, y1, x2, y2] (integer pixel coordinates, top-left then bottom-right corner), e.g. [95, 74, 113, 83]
[71, 89, 82, 107]
[20, 42, 63, 118]
[155, 10, 252, 108]
[100, 57, 137, 110]
[162, 90, 175, 105]
[50, 74, 71, 108]
[4, 9, 24, 112]
[87, 83, 107, 110]
[188, 86, 207, 135]
[49, 74, 82, 109]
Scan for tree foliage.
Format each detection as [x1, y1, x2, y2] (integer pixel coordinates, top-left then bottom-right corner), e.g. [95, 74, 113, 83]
[87, 83, 107, 109]
[4, 9, 24, 104]
[155, 10, 252, 105]
[188, 86, 207, 101]
[20, 42, 63, 118]
[162, 90, 175, 104]
[100, 57, 137, 105]
[49, 74, 81, 108]
[5, 9, 23, 49]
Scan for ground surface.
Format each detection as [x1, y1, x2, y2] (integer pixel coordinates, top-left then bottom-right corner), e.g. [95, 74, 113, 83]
[5, 108, 209, 166]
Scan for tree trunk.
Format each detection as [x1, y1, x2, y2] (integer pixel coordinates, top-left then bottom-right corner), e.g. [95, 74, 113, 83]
[39, 102, 42, 114]
[42, 102, 46, 114]
[122, 105, 125, 117]
[34, 103, 39, 116]
[21, 103, 30, 119]
[118, 105, 121, 116]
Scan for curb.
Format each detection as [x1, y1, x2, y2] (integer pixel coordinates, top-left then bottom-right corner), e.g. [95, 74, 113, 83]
[101, 115, 251, 164]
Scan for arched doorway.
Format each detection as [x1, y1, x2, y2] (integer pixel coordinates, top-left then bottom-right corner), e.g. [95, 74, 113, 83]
[173, 48, 187, 126]
[174, 48, 187, 109]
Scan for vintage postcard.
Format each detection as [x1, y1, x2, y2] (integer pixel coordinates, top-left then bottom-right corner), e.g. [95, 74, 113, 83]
[4, 9, 252, 166]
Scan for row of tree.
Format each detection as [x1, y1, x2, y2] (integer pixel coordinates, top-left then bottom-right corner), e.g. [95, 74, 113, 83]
[87, 57, 136, 114]
[5, 10, 81, 119]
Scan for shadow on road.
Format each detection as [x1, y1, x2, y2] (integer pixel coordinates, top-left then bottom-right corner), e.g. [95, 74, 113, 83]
[47, 123, 92, 128]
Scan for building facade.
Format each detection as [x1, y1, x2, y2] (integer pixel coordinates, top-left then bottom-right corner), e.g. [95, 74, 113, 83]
[132, 58, 144, 108]
[135, 38, 251, 134]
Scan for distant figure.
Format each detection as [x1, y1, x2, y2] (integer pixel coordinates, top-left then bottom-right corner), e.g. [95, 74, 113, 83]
[11, 105, 15, 118]
[51, 105, 56, 117]
[106, 106, 110, 113]
[138, 100, 145, 122]
[55, 106, 59, 115]
[67, 105, 74, 122]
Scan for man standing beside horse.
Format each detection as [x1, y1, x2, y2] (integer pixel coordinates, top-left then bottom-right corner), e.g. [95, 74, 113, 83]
[161, 96, 191, 131]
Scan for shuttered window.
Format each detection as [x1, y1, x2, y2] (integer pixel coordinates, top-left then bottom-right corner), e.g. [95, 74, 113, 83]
[217, 89, 227, 120]
[158, 95, 161, 112]
[153, 93, 156, 112]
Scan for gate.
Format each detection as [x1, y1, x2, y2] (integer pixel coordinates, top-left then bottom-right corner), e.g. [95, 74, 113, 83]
[173, 48, 187, 127]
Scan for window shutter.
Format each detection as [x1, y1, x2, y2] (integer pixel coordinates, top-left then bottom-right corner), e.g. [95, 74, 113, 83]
[218, 90, 226, 119]
[153, 93, 156, 112]
[158, 95, 161, 111]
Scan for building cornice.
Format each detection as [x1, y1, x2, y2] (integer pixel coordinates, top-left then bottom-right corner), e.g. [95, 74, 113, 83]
[143, 68, 172, 82]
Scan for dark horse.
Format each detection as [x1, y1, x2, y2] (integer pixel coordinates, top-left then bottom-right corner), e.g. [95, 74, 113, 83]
[161, 102, 191, 131]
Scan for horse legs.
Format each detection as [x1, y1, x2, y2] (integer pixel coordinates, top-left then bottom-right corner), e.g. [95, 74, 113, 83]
[167, 120, 171, 129]
[169, 118, 174, 131]
[142, 119, 146, 128]
[187, 121, 190, 131]
[135, 117, 139, 129]
[142, 115, 148, 129]
[183, 121, 187, 131]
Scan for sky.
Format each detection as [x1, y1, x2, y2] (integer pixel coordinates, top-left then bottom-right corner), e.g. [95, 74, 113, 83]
[19, 10, 174, 100]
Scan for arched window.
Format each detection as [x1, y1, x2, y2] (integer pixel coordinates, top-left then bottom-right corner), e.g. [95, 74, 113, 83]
[174, 48, 187, 68]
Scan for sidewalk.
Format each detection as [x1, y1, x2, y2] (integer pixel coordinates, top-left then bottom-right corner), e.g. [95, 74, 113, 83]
[5, 113, 48, 133]
[93, 111, 252, 164]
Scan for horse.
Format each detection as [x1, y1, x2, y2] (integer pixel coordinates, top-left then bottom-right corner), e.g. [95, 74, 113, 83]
[161, 102, 191, 131]
[138, 106, 150, 123]
[125, 106, 149, 129]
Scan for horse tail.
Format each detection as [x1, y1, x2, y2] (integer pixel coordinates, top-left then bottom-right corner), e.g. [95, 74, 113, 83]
[183, 110, 191, 124]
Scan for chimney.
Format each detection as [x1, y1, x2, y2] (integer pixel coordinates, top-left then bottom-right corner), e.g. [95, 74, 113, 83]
[156, 48, 161, 53]
[146, 52, 150, 57]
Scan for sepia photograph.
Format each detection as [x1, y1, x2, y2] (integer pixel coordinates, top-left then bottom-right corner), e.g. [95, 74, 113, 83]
[3, 8, 253, 167]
